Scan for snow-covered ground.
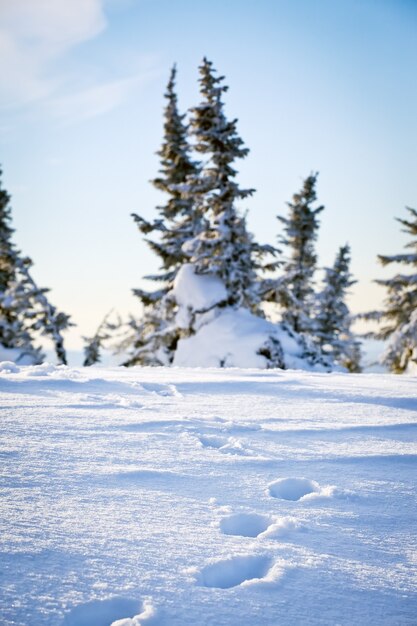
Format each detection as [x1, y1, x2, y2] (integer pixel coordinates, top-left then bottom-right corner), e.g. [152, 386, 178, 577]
[1, 363, 416, 625]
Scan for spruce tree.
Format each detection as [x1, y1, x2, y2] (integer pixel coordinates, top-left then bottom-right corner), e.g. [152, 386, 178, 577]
[363, 207, 417, 373]
[123, 66, 200, 366]
[181, 57, 277, 314]
[274, 173, 324, 334]
[121, 297, 179, 367]
[123, 62, 322, 370]
[315, 244, 361, 372]
[161, 58, 286, 370]
[0, 169, 72, 364]
[18, 263, 72, 365]
[132, 64, 200, 285]
[83, 311, 118, 366]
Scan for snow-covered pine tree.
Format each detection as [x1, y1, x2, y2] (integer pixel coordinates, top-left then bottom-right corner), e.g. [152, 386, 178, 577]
[123, 66, 201, 366]
[315, 244, 361, 372]
[180, 57, 278, 314]
[0, 277, 42, 364]
[260, 173, 333, 369]
[274, 173, 324, 334]
[17, 263, 72, 365]
[123, 62, 327, 371]
[160, 59, 290, 370]
[120, 296, 180, 367]
[363, 207, 417, 373]
[0, 169, 72, 364]
[132, 64, 200, 280]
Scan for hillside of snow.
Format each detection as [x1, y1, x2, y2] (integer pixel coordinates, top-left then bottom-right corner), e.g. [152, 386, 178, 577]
[1, 363, 416, 625]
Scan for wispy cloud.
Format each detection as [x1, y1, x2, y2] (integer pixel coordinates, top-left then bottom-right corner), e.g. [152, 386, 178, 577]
[50, 69, 158, 124]
[0, 0, 106, 108]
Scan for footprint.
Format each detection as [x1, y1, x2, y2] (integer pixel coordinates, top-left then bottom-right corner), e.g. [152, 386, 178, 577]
[62, 597, 142, 626]
[220, 513, 271, 538]
[198, 435, 249, 456]
[268, 477, 320, 501]
[197, 554, 273, 589]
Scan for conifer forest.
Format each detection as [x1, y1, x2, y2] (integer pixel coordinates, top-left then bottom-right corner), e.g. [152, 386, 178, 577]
[1, 60, 416, 374]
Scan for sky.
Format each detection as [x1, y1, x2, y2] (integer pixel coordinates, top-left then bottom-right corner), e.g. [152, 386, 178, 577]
[1, 0, 416, 349]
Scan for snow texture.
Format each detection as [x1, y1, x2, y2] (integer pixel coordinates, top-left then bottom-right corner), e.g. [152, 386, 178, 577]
[174, 307, 279, 367]
[1, 364, 416, 625]
[172, 263, 227, 330]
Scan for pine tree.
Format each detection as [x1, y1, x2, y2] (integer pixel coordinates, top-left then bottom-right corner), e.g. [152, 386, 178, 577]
[159, 58, 287, 370]
[83, 311, 118, 366]
[123, 62, 324, 370]
[315, 244, 361, 372]
[132, 64, 200, 285]
[0, 169, 72, 364]
[273, 173, 324, 334]
[363, 207, 417, 373]
[181, 57, 277, 314]
[0, 172, 40, 362]
[120, 297, 179, 367]
[123, 66, 200, 366]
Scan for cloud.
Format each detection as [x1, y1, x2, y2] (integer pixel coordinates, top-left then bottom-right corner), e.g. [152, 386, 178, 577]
[0, 0, 106, 108]
[50, 70, 157, 124]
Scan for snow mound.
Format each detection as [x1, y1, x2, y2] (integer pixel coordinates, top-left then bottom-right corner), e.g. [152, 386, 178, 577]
[173, 264, 227, 326]
[170, 264, 331, 370]
[173, 307, 303, 369]
[0, 360, 20, 373]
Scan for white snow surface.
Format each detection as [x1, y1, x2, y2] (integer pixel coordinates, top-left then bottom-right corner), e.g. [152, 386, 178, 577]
[0, 363, 416, 625]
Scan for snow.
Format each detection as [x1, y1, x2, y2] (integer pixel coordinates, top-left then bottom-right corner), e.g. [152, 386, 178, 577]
[173, 306, 309, 369]
[174, 307, 274, 367]
[0, 348, 37, 366]
[383, 308, 417, 374]
[171, 265, 330, 370]
[219, 513, 271, 537]
[173, 264, 227, 313]
[1, 363, 416, 625]
[268, 477, 321, 501]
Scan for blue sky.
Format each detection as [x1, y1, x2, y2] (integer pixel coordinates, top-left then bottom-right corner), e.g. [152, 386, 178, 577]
[1, 0, 416, 349]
